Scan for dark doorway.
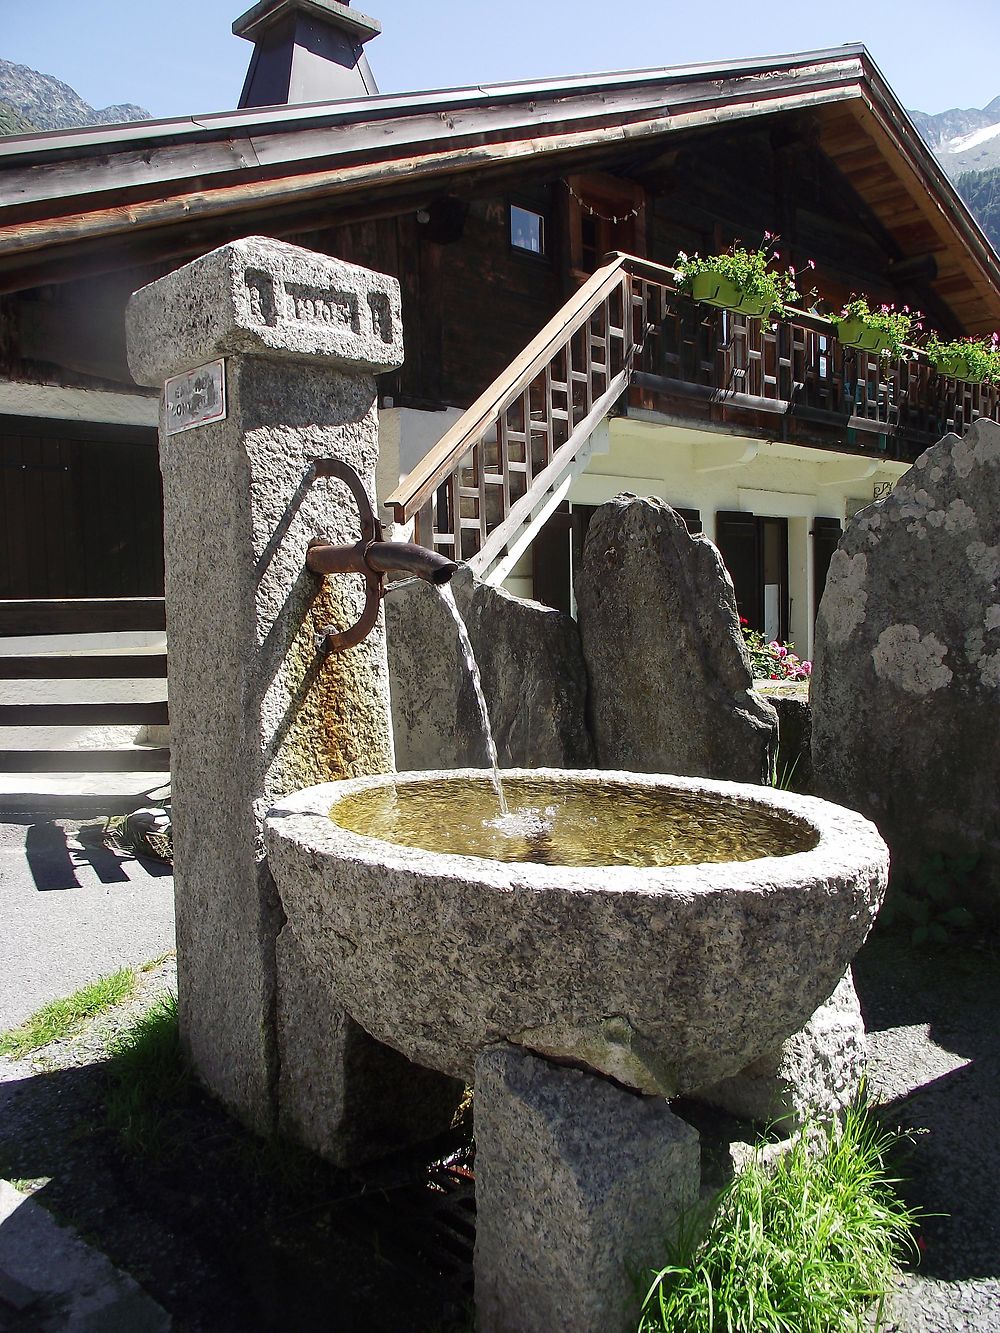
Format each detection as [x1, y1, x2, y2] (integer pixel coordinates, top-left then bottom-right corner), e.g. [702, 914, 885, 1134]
[0, 415, 164, 600]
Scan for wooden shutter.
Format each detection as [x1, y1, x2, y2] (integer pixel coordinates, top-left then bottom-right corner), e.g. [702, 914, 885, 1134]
[674, 507, 703, 535]
[812, 517, 843, 616]
[715, 510, 757, 625]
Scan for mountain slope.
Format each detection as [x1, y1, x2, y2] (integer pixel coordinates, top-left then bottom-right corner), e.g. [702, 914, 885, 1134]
[956, 167, 1000, 252]
[0, 58, 148, 132]
[910, 96, 1000, 178]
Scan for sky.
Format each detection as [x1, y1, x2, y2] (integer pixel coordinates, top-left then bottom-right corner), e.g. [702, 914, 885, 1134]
[2, 0, 999, 122]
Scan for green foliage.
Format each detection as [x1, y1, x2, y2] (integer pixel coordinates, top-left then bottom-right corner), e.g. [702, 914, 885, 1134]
[104, 993, 191, 1155]
[881, 853, 979, 947]
[922, 331, 1000, 383]
[766, 753, 800, 791]
[638, 1100, 920, 1333]
[0, 968, 137, 1060]
[837, 297, 921, 361]
[674, 238, 807, 321]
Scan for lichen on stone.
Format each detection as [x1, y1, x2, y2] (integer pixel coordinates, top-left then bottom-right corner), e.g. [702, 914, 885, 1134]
[872, 624, 952, 694]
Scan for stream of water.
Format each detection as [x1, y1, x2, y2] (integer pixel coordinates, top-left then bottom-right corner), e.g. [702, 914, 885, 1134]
[437, 583, 509, 815]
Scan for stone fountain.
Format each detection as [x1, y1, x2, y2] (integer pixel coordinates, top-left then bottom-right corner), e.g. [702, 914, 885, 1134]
[127, 237, 889, 1333]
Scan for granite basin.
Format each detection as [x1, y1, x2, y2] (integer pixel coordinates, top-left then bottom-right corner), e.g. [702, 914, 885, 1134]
[265, 768, 888, 1096]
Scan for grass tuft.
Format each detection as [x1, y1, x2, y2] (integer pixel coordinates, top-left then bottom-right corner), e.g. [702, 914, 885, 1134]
[105, 993, 190, 1155]
[0, 968, 137, 1060]
[639, 1099, 920, 1333]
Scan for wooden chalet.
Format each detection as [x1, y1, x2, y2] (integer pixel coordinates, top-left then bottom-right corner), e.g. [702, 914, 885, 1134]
[3, 0, 1000, 707]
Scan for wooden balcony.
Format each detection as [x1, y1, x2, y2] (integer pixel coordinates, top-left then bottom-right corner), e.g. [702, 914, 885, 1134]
[386, 253, 1000, 579]
[629, 280, 1000, 463]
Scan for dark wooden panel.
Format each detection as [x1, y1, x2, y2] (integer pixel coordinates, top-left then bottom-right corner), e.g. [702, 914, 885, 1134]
[0, 654, 168, 679]
[0, 702, 168, 726]
[812, 517, 843, 616]
[0, 748, 171, 772]
[0, 597, 166, 635]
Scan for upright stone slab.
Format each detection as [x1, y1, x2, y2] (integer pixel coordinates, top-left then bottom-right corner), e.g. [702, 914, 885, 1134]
[812, 420, 1000, 923]
[576, 495, 777, 781]
[126, 237, 459, 1149]
[388, 565, 593, 771]
[474, 1045, 700, 1333]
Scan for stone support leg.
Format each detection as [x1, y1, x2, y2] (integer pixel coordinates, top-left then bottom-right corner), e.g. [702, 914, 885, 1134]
[473, 1045, 700, 1333]
[126, 236, 461, 1149]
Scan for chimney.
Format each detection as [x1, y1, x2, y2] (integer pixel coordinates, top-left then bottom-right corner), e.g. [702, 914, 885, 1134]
[234, 0, 381, 108]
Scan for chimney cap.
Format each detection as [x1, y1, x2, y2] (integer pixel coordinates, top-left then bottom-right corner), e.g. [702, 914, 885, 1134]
[234, 0, 381, 46]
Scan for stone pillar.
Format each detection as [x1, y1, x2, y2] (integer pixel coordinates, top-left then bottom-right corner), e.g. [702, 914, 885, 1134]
[473, 1045, 700, 1333]
[125, 237, 459, 1149]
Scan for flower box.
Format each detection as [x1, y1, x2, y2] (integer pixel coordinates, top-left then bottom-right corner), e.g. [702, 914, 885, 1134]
[689, 271, 770, 318]
[834, 317, 894, 356]
[931, 353, 981, 382]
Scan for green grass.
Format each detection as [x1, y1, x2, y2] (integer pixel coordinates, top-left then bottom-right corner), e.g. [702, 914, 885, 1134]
[0, 968, 137, 1060]
[638, 1100, 919, 1333]
[104, 992, 190, 1155]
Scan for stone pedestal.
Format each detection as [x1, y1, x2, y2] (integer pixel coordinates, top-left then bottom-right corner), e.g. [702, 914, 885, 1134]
[473, 1045, 700, 1333]
[126, 236, 461, 1153]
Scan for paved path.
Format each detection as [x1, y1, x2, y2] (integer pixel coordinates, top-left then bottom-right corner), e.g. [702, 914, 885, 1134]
[0, 814, 174, 1029]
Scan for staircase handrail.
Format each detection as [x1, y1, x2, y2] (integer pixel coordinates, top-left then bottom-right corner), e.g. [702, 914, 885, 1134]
[384, 251, 680, 524]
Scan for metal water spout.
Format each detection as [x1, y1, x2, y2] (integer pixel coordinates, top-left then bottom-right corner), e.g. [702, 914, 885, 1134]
[306, 457, 458, 650]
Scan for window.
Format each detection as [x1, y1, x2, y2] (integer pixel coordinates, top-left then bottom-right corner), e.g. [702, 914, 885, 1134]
[509, 204, 546, 257]
[566, 172, 645, 276]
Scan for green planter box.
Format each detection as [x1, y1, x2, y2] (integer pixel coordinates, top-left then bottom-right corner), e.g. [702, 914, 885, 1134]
[932, 353, 981, 383]
[689, 271, 769, 318]
[834, 317, 893, 356]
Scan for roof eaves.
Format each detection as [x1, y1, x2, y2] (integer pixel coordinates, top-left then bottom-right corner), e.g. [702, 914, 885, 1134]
[0, 44, 869, 164]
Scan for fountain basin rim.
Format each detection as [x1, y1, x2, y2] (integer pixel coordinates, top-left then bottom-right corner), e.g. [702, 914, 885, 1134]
[266, 767, 886, 891]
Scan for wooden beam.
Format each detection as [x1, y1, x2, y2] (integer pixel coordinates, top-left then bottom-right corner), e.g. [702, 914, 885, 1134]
[0, 654, 167, 679]
[0, 598, 165, 636]
[0, 748, 170, 772]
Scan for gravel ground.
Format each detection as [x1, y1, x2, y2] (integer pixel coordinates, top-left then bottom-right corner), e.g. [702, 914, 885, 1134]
[0, 931, 997, 1330]
[855, 934, 1000, 1332]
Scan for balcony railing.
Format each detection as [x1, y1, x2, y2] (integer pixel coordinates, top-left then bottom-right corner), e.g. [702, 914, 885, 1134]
[385, 253, 1000, 577]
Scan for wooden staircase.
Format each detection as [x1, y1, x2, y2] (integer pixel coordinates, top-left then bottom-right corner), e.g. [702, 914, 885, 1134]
[385, 253, 673, 585]
[386, 251, 1000, 586]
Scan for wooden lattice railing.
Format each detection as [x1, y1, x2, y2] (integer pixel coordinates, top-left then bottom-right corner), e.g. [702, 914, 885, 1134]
[385, 252, 1000, 581]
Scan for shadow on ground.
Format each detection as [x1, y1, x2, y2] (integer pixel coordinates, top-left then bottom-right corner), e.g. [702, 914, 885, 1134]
[18, 819, 171, 893]
[853, 931, 1000, 1285]
[0, 1049, 474, 1333]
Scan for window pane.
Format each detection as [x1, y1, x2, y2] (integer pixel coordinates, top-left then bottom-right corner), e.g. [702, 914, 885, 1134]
[510, 205, 545, 255]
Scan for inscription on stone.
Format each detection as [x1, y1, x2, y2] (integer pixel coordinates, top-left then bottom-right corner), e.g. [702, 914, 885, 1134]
[368, 291, 393, 344]
[164, 359, 227, 435]
[285, 283, 359, 331]
[246, 270, 278, 326]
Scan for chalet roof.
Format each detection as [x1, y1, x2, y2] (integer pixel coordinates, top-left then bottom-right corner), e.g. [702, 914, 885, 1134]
[1, 44, 999, 331]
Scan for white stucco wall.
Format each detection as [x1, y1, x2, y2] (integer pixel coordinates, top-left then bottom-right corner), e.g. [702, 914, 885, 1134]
[375, 406, 911, 659]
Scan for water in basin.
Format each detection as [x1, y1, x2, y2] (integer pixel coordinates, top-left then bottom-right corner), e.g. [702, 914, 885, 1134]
[330, 775, 819, 867]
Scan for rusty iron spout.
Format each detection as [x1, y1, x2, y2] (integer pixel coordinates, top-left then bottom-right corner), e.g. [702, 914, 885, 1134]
[305, 456, 459, 650]
[306, 538, 458, 585]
